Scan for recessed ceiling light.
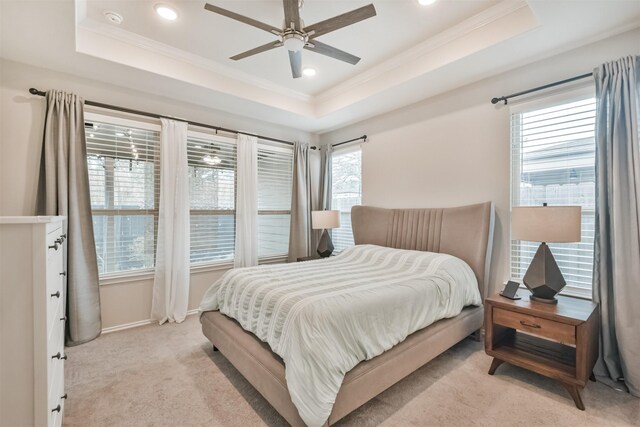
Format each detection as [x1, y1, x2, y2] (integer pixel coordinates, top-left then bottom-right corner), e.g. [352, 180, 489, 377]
[302, 68, 316, 77]
[155, 4, 178, 21]
[417, 0, 437, 5]
[103, 11, 124, 25]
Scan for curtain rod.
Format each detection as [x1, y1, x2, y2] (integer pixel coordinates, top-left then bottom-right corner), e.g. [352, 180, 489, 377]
[332, 135, 367, 147]
[490, 72, 593, 105]
[28, 87, 308, 147]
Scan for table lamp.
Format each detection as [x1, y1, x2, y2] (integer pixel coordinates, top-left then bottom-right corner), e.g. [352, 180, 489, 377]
[511, 204, 581, 304]
[312, 210, 340, 257]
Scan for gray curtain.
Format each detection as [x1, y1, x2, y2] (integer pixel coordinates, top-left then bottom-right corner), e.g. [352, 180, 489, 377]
[37, 90, 101, 346]
[288, 143, 322, 261]
[592, 55, 639, 396]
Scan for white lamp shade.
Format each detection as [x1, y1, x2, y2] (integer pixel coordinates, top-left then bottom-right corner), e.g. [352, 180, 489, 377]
[312, 210, 340, 229]
[512, 206, 581, 243]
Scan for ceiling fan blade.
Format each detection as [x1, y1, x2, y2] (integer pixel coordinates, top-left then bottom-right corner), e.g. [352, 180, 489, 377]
[304, 41, 360, 65]
[288, 50, 302, 79]
[304, 4, 376, 38]
[204, 3, 281, 35]
[283, 0, 301, 30]
[230, 41, 282, 60]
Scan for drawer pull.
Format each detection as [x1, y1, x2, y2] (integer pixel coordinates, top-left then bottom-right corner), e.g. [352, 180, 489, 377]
[51, 404, 61, 413]
[60, 316, 67, 322]
[59, 271, 66, 276]
[60, 234, 67, 241]
[55, 238, 64, 245]
[52, 352, 62, 359]
[48, 243, 59, 251]
[51, 291, 60, 298]
[61, 354, 68, 360]
[520, 320, 541, 329]
[61, 393, 68, 400]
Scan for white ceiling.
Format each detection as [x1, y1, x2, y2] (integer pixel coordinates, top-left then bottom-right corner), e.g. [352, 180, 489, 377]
[1, 1, 640, 133]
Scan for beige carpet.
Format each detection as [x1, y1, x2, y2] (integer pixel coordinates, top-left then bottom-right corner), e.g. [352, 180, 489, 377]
[64, 316, 638, 427]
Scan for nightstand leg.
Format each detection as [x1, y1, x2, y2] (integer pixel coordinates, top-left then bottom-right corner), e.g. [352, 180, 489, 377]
[488, 358, 504, 375]
[589, 372, 596, 382]
[561, 383, 585, 410]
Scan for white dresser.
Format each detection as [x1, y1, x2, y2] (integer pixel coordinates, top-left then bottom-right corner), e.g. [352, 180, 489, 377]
[0, 216, 67, 427]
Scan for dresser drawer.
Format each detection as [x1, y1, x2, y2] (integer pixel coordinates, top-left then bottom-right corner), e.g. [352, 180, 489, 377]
[493, 307, 576, 345]
[47, 282, 64, 336]
[48, 367, 65, 427]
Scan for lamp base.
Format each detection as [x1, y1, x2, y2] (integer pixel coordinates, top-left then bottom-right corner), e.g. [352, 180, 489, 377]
[523, 242, 566, 302]
[530, 295, 559, 305]
[317, 229, 334, 258]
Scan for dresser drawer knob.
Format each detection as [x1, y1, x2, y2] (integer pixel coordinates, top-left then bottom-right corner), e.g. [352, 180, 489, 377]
[52, 352, 62, 359]
[59, 271, 66, 276]
[60, 316, 67, 322]
[61, 393, 68, 400]
[60, 234, 67, 241]
[48, 243, 59, 251]
[61, 354, 68, 360]
[520, 320, 541, 329]
[55, 238, 64, 245]
[51, 291, 60, 298]
[51, 404, 61, 413]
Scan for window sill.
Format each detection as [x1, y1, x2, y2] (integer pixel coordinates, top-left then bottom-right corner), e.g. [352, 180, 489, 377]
[99, 255, 289, 286]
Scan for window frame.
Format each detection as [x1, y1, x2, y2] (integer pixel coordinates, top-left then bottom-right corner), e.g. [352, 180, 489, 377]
[509, 85, 596, 300]
[85, 111, 161, 280]
[187, 129, 238, 267]
[256, 141, 294, 259]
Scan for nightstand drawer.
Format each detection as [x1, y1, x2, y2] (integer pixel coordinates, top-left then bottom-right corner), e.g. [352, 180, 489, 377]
[493, 307, 576, 345]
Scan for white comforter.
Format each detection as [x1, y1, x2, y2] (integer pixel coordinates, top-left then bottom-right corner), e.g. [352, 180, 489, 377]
[199, 244, 481, 427]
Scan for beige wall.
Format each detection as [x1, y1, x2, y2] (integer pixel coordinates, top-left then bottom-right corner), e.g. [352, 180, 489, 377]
[320, 28, 640, 296]
[0, 59, 311, 330]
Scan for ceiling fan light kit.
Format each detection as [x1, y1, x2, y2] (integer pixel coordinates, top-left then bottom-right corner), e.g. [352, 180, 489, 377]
[203, 1, 377, 79]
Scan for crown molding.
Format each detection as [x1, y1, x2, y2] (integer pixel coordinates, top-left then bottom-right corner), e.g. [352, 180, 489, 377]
[77, 18, 313, 104]
[315, 0, 535, 104]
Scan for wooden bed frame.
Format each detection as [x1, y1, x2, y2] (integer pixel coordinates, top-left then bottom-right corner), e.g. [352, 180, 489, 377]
[201, 202, 495, 426]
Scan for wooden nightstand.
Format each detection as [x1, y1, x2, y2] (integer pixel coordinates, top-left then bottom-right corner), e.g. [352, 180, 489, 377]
[484, 294, 599, 410]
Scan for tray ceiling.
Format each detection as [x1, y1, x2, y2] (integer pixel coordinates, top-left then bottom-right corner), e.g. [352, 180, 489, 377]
[2, 1, 640, 132]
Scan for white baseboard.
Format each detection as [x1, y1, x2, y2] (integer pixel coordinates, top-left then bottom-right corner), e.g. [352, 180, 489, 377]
[101, 309, 200, 334]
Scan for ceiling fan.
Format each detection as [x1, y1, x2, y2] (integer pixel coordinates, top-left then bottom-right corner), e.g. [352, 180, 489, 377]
[203, 1, 377, 78]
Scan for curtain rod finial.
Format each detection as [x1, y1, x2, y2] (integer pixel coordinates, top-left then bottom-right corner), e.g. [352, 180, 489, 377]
[29, 88, 46, 96]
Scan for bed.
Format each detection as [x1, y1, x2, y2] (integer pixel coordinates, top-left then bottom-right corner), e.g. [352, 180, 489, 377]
[200, 202, 495, 427]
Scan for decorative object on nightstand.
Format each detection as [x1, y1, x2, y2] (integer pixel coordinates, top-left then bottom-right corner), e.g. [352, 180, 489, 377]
[311, 210, 340, 258]
[485, 294, 599, 410]
[511, 203, 581, 304]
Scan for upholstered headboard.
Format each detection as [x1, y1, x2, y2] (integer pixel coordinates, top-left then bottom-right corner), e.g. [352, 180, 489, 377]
[351, 202, 495, 300]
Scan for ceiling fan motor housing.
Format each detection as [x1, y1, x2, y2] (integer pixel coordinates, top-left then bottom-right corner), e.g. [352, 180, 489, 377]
[282, 31, 307, 52]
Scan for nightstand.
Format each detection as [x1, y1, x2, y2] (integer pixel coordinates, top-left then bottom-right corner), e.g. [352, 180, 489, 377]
[296, 255, 320, 262]
[484, 294, 599, 410]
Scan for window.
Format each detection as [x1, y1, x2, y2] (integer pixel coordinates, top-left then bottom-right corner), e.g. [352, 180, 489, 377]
[188, 133, 237, 264]
[331, 147, 362, 251]
[510, 91, 596, 297]
[86, 115, 160, 275]
[86, 113, 294, 276]
[257, 144, 293, 258]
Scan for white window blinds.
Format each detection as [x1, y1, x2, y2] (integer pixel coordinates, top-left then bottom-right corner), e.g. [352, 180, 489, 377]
[331, 148, 362, 251]
[511, 94, 596, 297]
[86, 119, 160, 275]
[187, 134, 237, 264]
[257, 144, 293, 258]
